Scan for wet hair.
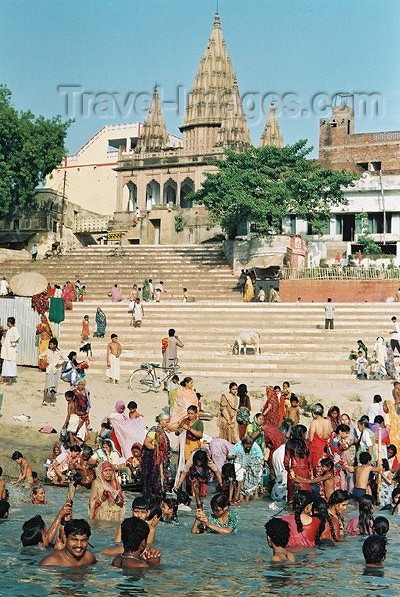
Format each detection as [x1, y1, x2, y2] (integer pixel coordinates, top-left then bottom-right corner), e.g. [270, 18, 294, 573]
[388, 444, 397, 456]
[64, 519, 91, 538]
[161, 497, 178, 520]
[0, 500, 9, 518]
[373, 516, 389, 537]
[312, 497, 337, 543]
[312, 403, 324, 416]
[373, 395, 382, 404]
[229, 381, 238, 391]
[168, 328, 175, 337]
[181, 377, 193, 387]
[286, 424, 309, 459]
[221, 462, 236, 482]
[49, 337, 58, 348]
[68, 351, 77, 360]
[359, 452, 372, 465]
[187, 405, 198, 413]
[210, 493, 229, 512]
[121, 516, 149, 551]
[174, 488, 191, 507]
[358, 416, 369, 427]
[127, 401, 137, 410]
[358, 495, 375, 535]
[31, 486, 45, 496]
[131, 496, 150, 511]
[12, 451, 23, 461]
[293, 491, 313, 532]
[190, 450, 208, 476]
[362, 535, 386, 565]
[374, 415, 384, 425]
[264, 518, 290, 548]
[320, 457, 334, 471]
[328, 489, 350, 507]
[21, 515, 45, 546]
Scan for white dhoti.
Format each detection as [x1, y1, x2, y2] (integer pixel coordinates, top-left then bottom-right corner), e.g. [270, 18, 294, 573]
[2, 359, 17, 377]
[107, 354, 120, 381]
[67, 414, 87, 442]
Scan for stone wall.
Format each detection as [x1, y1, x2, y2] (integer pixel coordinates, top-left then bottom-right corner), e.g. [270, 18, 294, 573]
[224, 236, 290, 273]
[280, 279, 399, 302]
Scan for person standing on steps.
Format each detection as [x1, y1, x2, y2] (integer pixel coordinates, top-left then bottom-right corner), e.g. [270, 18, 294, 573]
[107, 334, 122, 384]
[31, 243, 38, 261]
[324, 297, 335, 330]
[390, 316, 400, 354]
[162, 328, 184, 390]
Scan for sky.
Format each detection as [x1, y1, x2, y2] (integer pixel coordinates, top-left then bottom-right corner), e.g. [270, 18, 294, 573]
[1, 0, 399, 157]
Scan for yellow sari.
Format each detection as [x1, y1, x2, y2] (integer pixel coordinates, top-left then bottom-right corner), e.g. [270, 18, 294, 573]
[385, 400, 400, 452]
[243, 276, 254, 302]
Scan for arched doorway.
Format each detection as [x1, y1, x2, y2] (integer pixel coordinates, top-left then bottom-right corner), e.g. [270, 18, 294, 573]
[163, 178, 177, 205]
[146, 180, 160, 209]
[123, 181, 137, 212]
[180, 178, 195, 208]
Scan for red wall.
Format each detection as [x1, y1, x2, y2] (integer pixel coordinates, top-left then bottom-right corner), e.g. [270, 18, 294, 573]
[280, 279, 400, 302]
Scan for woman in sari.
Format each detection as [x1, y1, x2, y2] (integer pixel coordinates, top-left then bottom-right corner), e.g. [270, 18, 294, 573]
[284, 424, 313, 503]
[237, 383, 251, 439]
[142, 279, 151, 301]
[262, 385, 280, 428]
[94, 307, 107, 338]
[384, 400, 400, 453]
[373, 337, 388, 379]
[36, 315, 55, 369]
[95, 439, 122, 466]
[169, 377, 199, 428]
[327, 405, 341, 432]
[242, 275, 254, 302]
[61, 281, 75, 310]
[60, 351, 86, 387]
[141, 413, 171, 497]
[218, 382, 239, 443]
[385, 342, 397, 380]
[111, 284, 122, 302]
[246, 413, 267, 456]
[309, 403, 332, 472]
[89, 461, 125, 521]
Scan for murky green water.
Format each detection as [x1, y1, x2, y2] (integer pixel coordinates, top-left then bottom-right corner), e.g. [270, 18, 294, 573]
[1, 486, 399, 596]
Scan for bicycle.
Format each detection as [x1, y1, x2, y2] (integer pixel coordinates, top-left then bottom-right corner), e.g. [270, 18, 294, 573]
[128, 362, 181, 393]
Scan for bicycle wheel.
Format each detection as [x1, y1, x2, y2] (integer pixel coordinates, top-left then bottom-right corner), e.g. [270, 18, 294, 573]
[128, 368, 160, 393]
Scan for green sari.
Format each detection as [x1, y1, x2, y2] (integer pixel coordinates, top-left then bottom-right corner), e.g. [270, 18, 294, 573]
[251, 415, 266, 452]
[142, 279, 151, 301]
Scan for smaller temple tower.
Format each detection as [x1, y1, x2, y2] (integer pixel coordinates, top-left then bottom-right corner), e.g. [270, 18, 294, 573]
[136, 85, 169, 152]
[259, 102, 284, 148]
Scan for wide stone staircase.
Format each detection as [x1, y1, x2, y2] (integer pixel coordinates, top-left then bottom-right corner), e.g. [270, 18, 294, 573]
[1, 245, 398, 380]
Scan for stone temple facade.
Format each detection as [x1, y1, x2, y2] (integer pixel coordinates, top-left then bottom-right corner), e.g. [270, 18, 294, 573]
[113, 12, 283, 245]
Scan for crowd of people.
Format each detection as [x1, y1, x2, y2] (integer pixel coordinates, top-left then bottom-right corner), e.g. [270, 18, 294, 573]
[0, 375, 397, 571]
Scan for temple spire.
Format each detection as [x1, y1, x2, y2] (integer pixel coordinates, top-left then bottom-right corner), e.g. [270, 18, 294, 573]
[259, 102, 284, 148]
[181, 12, 250, 152]
[137, 85, 169, 152]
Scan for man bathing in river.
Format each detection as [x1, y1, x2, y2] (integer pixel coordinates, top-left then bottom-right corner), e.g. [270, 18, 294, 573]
[40, 519, 95, 567]
[112, 517, 161, 569]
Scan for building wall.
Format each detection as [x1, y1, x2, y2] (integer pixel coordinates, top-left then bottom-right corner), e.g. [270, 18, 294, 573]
[280, 279, 400, 302]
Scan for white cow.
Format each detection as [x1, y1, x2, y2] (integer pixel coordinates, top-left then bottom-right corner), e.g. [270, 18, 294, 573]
[232, 329, 261, 355]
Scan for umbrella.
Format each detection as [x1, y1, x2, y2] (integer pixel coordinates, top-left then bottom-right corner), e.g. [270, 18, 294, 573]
[10, 272, 48, 297]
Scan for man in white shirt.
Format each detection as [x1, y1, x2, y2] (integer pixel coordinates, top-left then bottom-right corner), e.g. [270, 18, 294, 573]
[324, 297, 335, 330]
[366, 394, 384, 422]
[0, 317, 20, 385]
[390, 316, 400, 354]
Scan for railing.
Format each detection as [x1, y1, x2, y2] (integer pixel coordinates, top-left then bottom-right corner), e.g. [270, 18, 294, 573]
[282, 266, 400, 280]
[75, 217, 110, 233]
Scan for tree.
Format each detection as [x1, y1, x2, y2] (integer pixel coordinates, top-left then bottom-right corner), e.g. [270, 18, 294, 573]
[357, 212, 381, 255]
[0, 85, 71, 215]
[188, 140, 358, 238]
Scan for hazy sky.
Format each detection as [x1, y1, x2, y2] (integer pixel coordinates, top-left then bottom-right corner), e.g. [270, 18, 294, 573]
[1, 0, 399, 156]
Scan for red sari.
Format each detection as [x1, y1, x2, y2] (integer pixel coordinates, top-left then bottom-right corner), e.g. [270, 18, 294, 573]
[281, 514, 320, 547]
[262, 423, 285, 468]
[284, 448, 313, 503]
[263, 386, 280, 427]
[309, 433, 328, 472]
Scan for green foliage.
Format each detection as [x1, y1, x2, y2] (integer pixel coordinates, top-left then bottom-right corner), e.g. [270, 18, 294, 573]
[357, 212, 381, 255]
[174, 211, 185, 233]
[0, 85, 71, 215]
[186, 140, 358, 239]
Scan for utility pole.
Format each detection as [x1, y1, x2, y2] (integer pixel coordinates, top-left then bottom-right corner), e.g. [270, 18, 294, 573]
[60, 171, 66, 239]
[379, 169, 385, 245]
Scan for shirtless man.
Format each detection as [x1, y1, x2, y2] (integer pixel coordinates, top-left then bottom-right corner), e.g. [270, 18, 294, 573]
[0, 466, 7, 500]
[347, 451, 382, 501]
[11, 451, 33, 488]
[39, 519, 95, 567]
[21, 503, 72, 547]
[104, 497, 159, 555]
[106, 334, 122, 384]
[392, 381, 400, 413]
[112, 517, 161, 569]
[264, 518, 295, 563]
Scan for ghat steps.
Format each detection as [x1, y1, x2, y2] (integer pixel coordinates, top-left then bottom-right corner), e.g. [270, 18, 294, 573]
[1, 244, 240, 302]
[59, 302, 399, 380]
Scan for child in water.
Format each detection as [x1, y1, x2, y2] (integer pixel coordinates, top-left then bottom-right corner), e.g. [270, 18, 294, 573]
[11, 451, 33, 488]
[264, 518, 295, 563]
[362, 535, 386, 568]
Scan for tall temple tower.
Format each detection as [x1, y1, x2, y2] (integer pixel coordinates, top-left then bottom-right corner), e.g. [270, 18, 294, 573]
[181, 12, 250, 153]
[114, 11, 251, 244]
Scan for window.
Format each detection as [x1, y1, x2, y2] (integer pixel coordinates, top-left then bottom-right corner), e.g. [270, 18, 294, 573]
[336, 215, 343, 235]
[52, 221, 58, 233]
[289, 215, 296, 235]
[367, 213, 391, 234]
[13, 219, 19, 231]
